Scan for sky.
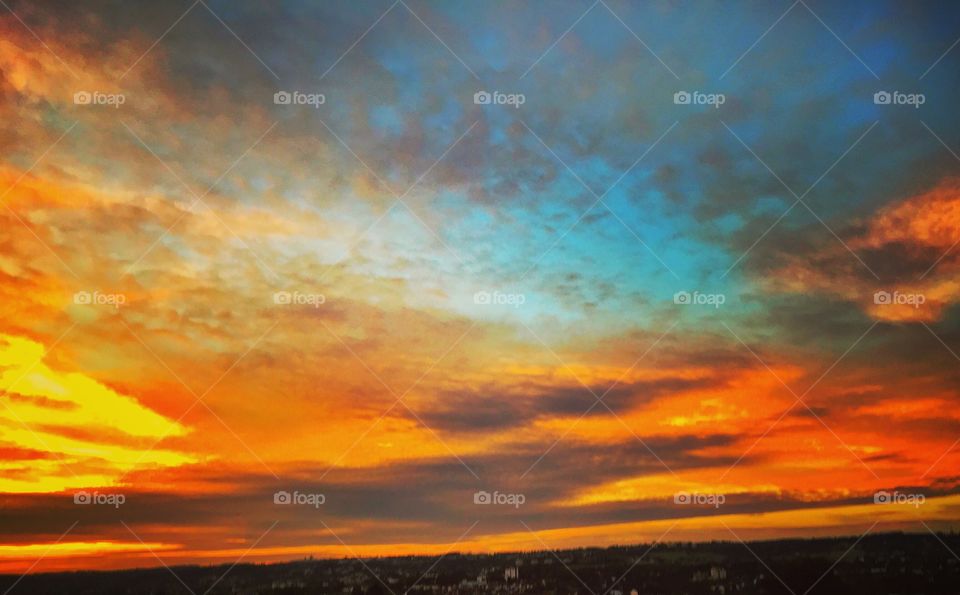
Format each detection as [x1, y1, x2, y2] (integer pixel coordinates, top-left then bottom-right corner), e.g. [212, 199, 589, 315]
[1, 0, 960, 575]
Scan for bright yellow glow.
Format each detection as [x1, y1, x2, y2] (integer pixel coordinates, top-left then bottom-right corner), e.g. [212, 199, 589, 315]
[0, 541, 177, 558]
[0, 334, 195, 492]
[561, 472, 782, 506]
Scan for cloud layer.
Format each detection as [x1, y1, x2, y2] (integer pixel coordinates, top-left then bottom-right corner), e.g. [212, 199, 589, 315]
[0, 0, 959, 573]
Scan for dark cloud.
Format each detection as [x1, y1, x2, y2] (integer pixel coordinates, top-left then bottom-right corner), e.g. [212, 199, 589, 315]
[420, 376, 714, 434]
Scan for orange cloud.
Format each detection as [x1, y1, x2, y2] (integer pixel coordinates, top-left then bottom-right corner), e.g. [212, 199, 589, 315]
[765, 179, 960, 322]
[856, 181, 960, 251]
[0, 333, 194, 493]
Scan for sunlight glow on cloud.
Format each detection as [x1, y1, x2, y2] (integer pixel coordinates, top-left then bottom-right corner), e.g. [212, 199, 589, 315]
[0, 334, 194, 493]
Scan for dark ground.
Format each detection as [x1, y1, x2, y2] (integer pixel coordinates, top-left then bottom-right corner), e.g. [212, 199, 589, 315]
[1, 532, 958, 595]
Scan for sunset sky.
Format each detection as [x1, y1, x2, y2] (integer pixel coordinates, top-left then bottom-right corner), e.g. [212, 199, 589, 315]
[2, 0, 960, 575]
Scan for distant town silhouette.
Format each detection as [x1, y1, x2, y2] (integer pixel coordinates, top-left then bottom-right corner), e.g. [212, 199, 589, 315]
[2, 532, 958, 594]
